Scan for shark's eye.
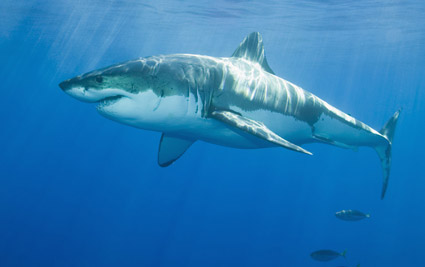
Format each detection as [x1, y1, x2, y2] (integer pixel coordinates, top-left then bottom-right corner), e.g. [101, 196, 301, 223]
[95, 75, 103, 83]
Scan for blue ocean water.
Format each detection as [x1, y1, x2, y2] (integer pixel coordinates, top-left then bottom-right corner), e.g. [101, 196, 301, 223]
[1, 0, 425, 266]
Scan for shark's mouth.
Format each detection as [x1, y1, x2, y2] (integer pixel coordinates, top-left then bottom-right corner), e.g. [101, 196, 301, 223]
[97, 95, 126, 108]
[101, 95, 124, 103]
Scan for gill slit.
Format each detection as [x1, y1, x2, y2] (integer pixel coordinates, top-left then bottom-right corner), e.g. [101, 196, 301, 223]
[153, 90, 164, 111]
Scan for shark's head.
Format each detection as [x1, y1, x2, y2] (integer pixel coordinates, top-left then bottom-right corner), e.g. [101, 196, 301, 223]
[59, 56, 198, 130]
[59, 58, 161, 105]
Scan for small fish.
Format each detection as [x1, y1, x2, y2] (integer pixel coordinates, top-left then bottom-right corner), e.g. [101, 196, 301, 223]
[335, 209, 371, 221]
[310, 249, 346, 262]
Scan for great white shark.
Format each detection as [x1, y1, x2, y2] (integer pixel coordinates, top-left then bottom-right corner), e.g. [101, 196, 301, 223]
[59, 32, 400, 199]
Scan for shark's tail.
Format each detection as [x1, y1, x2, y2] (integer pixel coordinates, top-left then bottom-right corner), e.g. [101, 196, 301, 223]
[374, 109, 401, 199]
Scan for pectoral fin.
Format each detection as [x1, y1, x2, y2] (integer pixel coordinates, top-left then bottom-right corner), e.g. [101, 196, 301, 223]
[158, 134, 195, 167]
[210, 110, 312, 155]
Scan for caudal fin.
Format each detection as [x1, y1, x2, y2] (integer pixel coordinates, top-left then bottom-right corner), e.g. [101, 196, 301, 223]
[374, 109, 401, 199]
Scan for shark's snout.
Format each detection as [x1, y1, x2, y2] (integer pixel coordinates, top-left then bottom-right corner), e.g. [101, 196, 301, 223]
[59, 77, 79, 91]
[59, 77, 92, 102]
[59, 76, 130, 104]
[59, 80, 68, 91]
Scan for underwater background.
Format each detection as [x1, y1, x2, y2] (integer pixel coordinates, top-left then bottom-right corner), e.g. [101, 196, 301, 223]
[1, 0, 425, 266]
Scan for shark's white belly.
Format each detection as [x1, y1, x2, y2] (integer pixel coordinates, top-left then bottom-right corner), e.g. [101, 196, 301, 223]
[185, 111, 313, 148]
[99, 90, 313, 148]
[230, 106, 313, 144]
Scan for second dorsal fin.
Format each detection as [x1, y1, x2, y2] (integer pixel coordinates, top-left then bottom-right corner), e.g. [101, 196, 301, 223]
[232, 32, 275, 75]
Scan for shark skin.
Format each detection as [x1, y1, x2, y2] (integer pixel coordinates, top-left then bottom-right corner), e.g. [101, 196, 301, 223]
[59, 32, 400, 199]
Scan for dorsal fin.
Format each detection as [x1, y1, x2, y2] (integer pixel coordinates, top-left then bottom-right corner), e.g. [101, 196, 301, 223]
[232, 32, 275, 75]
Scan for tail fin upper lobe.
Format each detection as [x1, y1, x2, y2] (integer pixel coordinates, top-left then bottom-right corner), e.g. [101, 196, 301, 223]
[375, 109, 401, 199]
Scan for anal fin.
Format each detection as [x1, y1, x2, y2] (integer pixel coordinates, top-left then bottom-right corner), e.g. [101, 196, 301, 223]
[210, 110, 312, 155]
[158, 134, 195, 167]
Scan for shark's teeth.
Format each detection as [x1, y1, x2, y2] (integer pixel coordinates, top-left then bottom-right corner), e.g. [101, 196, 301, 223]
[97, 95, 124, 108]
[101, 95, 123, 103]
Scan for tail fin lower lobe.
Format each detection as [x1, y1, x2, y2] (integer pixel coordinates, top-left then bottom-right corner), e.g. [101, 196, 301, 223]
[374, 109, 401, 199]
